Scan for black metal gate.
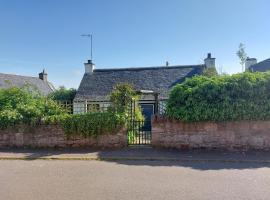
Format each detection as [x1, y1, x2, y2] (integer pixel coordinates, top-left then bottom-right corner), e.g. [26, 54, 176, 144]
[127, 120, 151, 145]
[127, 99, 153, 145]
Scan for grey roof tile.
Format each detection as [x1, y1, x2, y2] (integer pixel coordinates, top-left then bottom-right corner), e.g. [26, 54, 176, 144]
[75, 65, 204, 101]
[0, 73, 54, 96]
[250, 58, 270, 72]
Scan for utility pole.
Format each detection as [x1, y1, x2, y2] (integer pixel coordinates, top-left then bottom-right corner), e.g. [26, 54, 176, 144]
[81, 34, 93, 60]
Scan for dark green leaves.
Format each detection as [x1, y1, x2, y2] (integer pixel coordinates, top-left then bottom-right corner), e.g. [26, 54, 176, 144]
[60, 112, 125, 137]
[0, 87, 66, 128]
[166, 72, 270, 121]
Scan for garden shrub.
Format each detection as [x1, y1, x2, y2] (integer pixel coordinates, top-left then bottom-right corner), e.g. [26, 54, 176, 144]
[60, 112, 125, 137]
[61, 83, 142, 138]
[109, 83, 144, 121]
[49, 86, 76, 102]
[202, 67, 218, 77]
[0, 87, 67, 128]
[0, 84, 138, 138]
[166, 72, 270, 121]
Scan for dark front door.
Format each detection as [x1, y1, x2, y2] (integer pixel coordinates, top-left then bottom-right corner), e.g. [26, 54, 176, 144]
[140, 104, 154, 131]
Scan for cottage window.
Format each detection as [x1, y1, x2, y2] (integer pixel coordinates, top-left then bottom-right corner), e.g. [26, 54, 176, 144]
[87, 104, 100, 112]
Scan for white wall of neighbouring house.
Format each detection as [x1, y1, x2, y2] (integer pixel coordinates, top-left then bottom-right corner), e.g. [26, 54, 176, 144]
[73, 102, 86, 114]
[73, 101, 111, 114]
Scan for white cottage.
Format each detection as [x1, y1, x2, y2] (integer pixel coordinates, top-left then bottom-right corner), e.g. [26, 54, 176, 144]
[74, 53, 216, 120]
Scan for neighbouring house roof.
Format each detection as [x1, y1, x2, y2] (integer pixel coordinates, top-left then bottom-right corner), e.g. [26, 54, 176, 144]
[75, 64, 204, 101]
[0, 73, 55, 96]
[249, 58, 270, 72]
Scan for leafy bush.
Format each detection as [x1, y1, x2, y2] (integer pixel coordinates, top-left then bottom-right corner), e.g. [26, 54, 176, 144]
[0, 87, 66, 128]
[61, 112, 125, 137]
[0, 85, 136, 138]
[202, 67, 218, 77]
[109, 83, 144, 121]
[0, 110, 22, 129]
[166, 72, 270, 121]
[49, 86, 76, 102]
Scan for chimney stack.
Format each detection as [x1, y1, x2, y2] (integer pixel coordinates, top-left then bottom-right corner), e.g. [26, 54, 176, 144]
[204, 53, 216, 68]
[245, 57, 257, 71]
[84, 60, 95, 74]
[39, 69, 47, 82]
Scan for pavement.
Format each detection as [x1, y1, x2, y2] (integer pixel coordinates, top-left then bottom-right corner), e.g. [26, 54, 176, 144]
[1, 159, 270, 200]
[1, 147, 270, 163]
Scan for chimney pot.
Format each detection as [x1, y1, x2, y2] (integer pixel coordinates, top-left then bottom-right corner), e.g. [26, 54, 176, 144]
[39, 69, 48, 82]
[85, 60, 95, 74]
[204, 53, 216, 68]
[245, 57, 257, 71]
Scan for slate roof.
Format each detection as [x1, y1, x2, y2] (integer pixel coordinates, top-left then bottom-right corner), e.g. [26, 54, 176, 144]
[0, 73, 55, 96]
[250, 58, 270, 72]
[75, 65, 204, 101]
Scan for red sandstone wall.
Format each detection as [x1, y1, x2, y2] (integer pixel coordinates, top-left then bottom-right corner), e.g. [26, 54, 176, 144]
[0, 125, 127, 149]
[152, 116, 270, 150]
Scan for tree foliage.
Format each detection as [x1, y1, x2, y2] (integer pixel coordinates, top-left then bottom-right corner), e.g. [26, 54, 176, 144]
[109, 83, 144, 121]
[166, 72, 270, 121]
[59, 83, 141, 137]
[49, 86, 77, 102]
[0, 87, 66, 129]
[202, 67, 218, 77]
[236, 43, 248, 72]
[0, 84, 143, 138]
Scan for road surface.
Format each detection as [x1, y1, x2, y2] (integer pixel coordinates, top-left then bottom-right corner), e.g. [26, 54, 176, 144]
[1, 160, 270, 200]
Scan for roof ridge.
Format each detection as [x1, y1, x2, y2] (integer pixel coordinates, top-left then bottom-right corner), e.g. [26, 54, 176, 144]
[0, 73, 55, 95]
[256, 58, 270, 65]
[0, 72, 39, 79]
[93, 64, 204, 72]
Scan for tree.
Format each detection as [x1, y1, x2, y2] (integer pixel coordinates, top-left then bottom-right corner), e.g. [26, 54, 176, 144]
[0, 87, 66, 128]
[202, 67, 218, 77]
[109, 83, 144, 121]
[236, 43, 248, 72]
[49, 86, 77, 102]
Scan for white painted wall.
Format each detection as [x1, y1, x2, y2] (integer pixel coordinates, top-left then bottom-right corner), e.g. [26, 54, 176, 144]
[73, 102, 86, 114]
[73, 101, 111, 114]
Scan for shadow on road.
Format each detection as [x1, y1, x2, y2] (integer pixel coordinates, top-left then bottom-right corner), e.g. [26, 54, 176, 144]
[1, 147, 270, 170]
[96, 148, 270, 170]
[100, 158, 270, 170]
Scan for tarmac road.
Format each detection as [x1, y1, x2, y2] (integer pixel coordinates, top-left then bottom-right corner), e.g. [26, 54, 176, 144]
[1, 160, 270, 200]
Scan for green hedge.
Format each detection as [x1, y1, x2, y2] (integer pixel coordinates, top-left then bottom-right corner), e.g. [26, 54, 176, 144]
[49, 86, 76, 102]
[61, 112, 125, 137]
[0, 86, 129, 137]
[166, 72, 270, 121]
[0, 87, 66, 129]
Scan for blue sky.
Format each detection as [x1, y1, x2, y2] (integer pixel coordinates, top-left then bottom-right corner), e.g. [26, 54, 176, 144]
[0, 0, 269, 88]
